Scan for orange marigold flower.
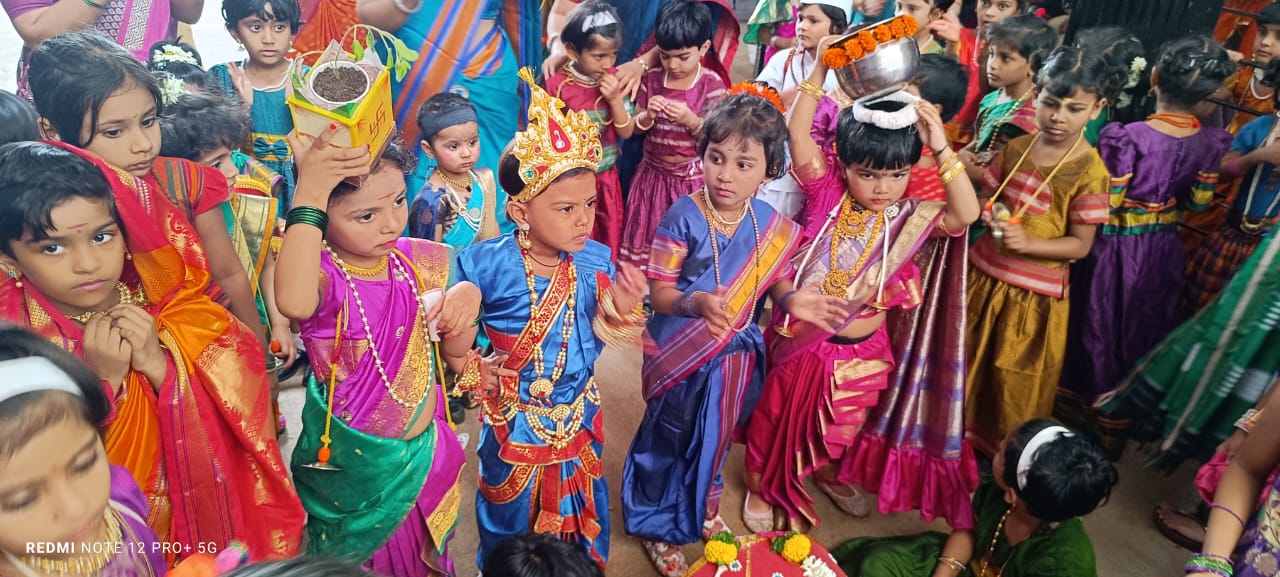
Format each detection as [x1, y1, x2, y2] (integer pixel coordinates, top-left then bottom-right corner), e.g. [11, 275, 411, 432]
[846, 42, 865, 60]
[873, 25, 892, 43]
[889, 19, 904, 39]
[823, 47, 852, 69]
[857, 30, 877, 51]
[902, 15, 919, 36]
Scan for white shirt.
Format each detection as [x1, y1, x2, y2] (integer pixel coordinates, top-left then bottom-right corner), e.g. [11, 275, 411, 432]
[755, 47, 840, 95]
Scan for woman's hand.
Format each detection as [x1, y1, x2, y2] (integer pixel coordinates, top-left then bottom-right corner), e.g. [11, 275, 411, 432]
[784, 285, 851, 333]
[542, 49, 569, 79]
[434, 282, 482, 339]
[82, 314, 132, 389]
[287, 126, 372, 203]
[614, 58, 648, 101]
[916, 101, 950, 155]
[613, 262, 647, 314]
[227, 62, 255, 109]
[109, 305, 167, 386]
[929, 12, 963, 43]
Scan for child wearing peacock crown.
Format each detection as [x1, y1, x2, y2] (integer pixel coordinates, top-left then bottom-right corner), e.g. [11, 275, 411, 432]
[455, 68, 647, 571]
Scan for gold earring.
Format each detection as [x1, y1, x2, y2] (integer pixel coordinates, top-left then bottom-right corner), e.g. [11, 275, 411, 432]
[6, 269, 22, 288]
[517, 228, 533, 250]
[124, 249, 132, 261]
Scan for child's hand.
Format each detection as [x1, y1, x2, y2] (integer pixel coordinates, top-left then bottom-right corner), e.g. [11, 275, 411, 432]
[480, 352, 518, 399]
[648, 95, 669, 118]
[287, 126, 371, 202]
[815, 35, 844, 64]
[915, 101, 950, 154]
[83, 314, 132, 388]
[269, 322, 297, 369]
[613, 262, 646, 314]
[693, 288, 733, 338]
[998, 221, 1033, 254]
[109, 305, 167, 385]
[928, 12, 962, 43]
[1228, 49, 1245, 64]
[434, 282, 482, 339]
[663, 100, 699, 130]
[227, 63, 255, 109]
[783, 286, 851, 334]
[600, 73, 624, 103]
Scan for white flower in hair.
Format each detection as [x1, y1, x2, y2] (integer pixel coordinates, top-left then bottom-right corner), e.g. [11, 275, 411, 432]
[153, 44, 199, 67]
[159, 74, 187, 107]
[851, 89, 920, 130]
[1125, 56, 1147, 90]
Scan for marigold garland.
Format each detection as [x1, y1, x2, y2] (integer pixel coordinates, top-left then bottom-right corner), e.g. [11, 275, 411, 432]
[729, 81, 787, 113]
[820, 15, 919, 70]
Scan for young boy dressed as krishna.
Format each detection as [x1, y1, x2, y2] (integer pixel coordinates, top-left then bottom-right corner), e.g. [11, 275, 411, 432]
[453, 68, 647, 571]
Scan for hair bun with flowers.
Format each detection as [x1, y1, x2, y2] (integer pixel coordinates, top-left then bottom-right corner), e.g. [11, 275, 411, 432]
[728, 81, 786, 113]
[821, 14, 917, 69]
[152, 43, 200, 68]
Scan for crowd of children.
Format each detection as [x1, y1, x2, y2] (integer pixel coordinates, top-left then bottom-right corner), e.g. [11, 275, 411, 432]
[1, 0, 1280, 576]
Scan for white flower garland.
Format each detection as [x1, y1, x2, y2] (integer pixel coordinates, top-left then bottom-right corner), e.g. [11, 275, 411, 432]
[1125, 56, 1147, 90]
[851, 89, 920, 130]
[801, 555, 836, 577]
[153, 44, 198, 67]
[158, 74, 186, 106]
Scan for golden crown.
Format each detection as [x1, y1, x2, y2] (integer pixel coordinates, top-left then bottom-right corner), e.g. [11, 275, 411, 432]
[510, 67, 602, 202]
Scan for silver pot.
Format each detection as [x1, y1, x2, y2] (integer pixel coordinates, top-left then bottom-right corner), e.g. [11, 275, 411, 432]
[831, 35, 921, 102]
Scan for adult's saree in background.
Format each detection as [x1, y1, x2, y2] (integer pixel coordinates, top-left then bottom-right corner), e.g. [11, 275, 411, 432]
[0, 143, 303, 561]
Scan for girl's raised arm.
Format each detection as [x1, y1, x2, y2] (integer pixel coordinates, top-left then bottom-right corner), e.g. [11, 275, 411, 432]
[275, 127, 371, 320]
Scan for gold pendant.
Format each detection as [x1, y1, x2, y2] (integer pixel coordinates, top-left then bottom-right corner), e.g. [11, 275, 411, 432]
[822, 270, 850, 297]
[529, 378, 554, 400]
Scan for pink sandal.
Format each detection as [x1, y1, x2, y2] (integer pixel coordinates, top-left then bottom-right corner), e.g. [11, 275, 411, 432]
[643, 540, 688, 577]
[816, 480, 871, 518]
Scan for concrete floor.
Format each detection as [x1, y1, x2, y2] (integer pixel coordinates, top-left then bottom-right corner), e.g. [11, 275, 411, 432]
[0, 2, 1203, 575]
[275, 341, 1198, 577]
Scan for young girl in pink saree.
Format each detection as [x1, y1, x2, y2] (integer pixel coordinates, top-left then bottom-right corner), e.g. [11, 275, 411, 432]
[742, 59, 981, 532]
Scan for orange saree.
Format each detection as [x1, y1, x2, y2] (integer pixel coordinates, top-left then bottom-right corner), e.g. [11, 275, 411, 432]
[0, 143, 303, 561]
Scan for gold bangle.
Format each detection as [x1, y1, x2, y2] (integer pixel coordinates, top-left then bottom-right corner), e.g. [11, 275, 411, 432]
[937, 556, 966, 573]
[612, 113, 633, 128]
[636, 115, 655, 131]
[936, 155, 960, 177]
[797, 80, 826, 100]
[940, 162, 965, 186]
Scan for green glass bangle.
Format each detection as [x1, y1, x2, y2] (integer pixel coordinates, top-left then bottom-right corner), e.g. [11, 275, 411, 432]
[81, 0, 107, 9]
[285, 206, 329, 232]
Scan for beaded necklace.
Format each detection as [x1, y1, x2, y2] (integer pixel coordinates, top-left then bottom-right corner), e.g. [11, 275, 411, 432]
[520, 248, 577, 401]
[984, 132, 1084, 223]
[699, 188, 761, 333]
[979, 507, 1017, 577]
[437, 169, 483, 231]
[324, 242, 432, 409]
[975, 86, 1035, 160]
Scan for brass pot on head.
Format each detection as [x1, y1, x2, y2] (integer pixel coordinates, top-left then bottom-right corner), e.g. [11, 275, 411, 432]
[829, 33, 921, 103]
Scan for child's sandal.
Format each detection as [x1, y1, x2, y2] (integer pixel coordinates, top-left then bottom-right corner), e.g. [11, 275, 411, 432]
[642, 540, 688, 577]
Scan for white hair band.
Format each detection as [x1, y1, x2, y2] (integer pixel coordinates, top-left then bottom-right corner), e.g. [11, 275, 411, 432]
[851, 89, 920, 130]
[0, 357, 83, 406]
[1016, 425, 1074, 490]
[582, 11, 618, 31]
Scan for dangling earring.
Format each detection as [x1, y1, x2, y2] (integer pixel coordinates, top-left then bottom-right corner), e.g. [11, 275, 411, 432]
[517, 223, 533, 250]
[6, 269, 22, 288]
[124, 249, 132, 261]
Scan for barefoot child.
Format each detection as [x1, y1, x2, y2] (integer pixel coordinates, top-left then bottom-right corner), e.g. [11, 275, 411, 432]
[544, 0, 634, 259]
[0, 141, 303, 559]
[0, 326, 168, 577]
[455, 70, 647, 570]
[965, 46, 1115, 455]
[622, 87, 848, 577]
[620, 0, 728, 270]
[743, 57, 980, 532]
[275, 133, 481, 576]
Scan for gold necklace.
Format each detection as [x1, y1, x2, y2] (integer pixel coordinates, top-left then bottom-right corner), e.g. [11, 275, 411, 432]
[701, 186, 749, 231]
[700, 188, 761, 333]
[976, 86, 1035, 157]
[437, 170, 484, 231]
[979, 507, 1023, 577]
[436, 169, 471, 193]
[21, 508, 121, 576]
[821, 196, 885, 298]
[521, 248, 576, 401]
[335, 255, 389, 278]
[66, 283, 149, 324]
